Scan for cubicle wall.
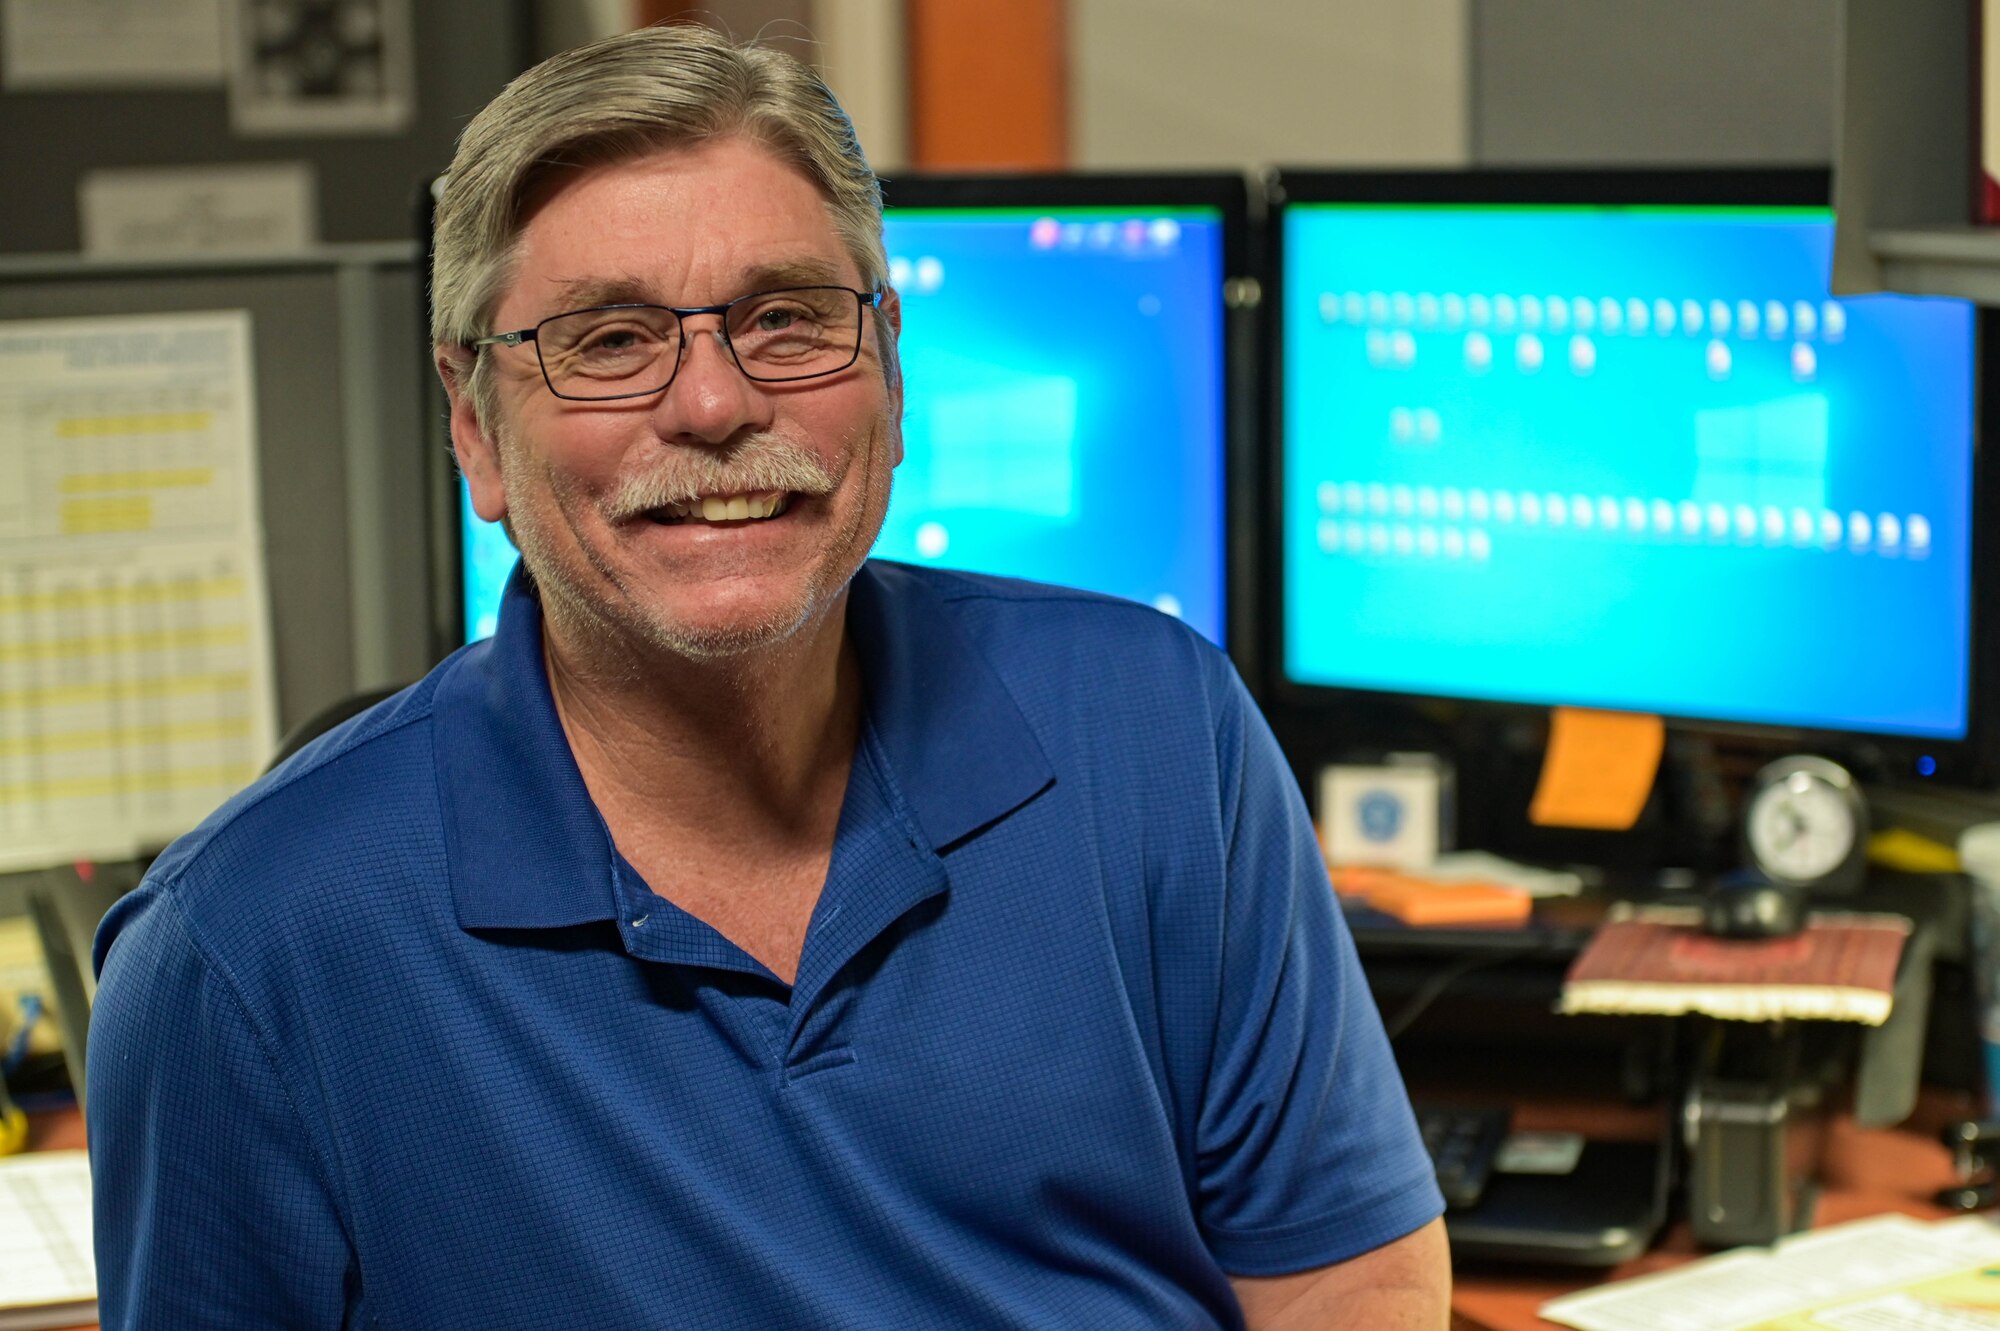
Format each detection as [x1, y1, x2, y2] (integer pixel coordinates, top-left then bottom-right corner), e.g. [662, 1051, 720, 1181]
[0, 3, 530, 255]
[0, 246, 438, 739]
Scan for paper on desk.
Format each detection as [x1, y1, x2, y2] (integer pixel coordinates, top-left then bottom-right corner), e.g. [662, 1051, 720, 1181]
[1426, 850, 1585, 898]
[0, 1149, 95, 1329]
[1539, 1213, 2000, 1331]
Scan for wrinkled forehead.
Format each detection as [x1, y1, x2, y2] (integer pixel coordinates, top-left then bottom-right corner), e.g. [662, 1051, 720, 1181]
[501, 142, 862, 314]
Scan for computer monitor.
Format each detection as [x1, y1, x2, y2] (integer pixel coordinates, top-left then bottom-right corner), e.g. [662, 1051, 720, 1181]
[454, 173, 1248, 650]
[1270, 168, 1990, 778]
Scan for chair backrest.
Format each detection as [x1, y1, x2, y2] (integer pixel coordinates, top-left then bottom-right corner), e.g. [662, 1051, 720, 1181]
[266, 685, 407, 773]
[29, 860, 144, 1115]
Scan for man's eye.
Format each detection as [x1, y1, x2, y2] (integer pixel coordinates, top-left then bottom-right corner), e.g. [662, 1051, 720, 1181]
[583, 327, 647, 352]
[755, 307, 803, 332]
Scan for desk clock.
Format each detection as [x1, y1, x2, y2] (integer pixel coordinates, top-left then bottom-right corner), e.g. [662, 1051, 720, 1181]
[1743, 754, 1869, 896]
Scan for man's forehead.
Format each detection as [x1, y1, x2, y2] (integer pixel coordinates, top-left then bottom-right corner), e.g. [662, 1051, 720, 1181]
[503, 143, 860, 316]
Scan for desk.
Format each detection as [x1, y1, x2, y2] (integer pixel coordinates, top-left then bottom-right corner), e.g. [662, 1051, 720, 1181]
[1448, 1089, 1978, 1331]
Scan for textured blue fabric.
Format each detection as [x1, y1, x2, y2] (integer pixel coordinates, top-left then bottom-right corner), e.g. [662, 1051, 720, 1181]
[89, 561, 1443, 1330]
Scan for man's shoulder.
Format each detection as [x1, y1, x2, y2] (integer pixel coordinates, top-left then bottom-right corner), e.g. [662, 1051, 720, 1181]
[859, 561, 1249, 793]
[141, 668, 449, 916]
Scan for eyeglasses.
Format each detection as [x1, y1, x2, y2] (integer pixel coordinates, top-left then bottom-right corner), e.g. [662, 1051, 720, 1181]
[470, 286, 883, 401]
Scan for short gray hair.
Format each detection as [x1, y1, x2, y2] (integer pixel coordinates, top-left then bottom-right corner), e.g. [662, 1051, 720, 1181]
[431, 23, 887, 427]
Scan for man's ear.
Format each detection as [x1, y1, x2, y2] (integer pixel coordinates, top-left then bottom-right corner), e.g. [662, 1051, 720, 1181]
[879, 283, 902, 340]
[437, 348, 508, 524]
[876, 286, 905, 467]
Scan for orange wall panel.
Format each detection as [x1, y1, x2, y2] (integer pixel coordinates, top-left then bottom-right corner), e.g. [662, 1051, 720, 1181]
[907, 0, 1067, 170]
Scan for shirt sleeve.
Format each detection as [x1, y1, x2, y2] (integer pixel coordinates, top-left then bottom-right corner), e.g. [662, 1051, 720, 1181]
[1192, 669, 1446, 1277]
[89, 879, 355, 1329]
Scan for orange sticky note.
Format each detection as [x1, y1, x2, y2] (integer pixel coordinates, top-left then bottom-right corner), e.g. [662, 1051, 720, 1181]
[1528, 707, 1665, 831]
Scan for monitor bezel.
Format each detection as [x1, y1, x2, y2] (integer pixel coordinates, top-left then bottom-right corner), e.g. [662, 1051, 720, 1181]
[1262, 166, 1998, 785]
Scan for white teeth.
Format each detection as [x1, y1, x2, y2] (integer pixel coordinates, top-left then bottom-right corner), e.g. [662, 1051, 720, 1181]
[658, 492, 787, 523]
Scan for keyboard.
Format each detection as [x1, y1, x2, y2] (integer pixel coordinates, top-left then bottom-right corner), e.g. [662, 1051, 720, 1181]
[1414, 1103, 1511, 1209]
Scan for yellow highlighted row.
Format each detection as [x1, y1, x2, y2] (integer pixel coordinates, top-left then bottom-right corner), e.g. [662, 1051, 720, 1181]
[62, 495, 153, 535]
[0, 623, 245, 664]
[0, 671, 250, 711]
[0, 715, 252, 760]
[1, 762, 256, 805]
[0, 576, 245, 617]
[55, 411, 214, 438]
[59, 467, 215, 494]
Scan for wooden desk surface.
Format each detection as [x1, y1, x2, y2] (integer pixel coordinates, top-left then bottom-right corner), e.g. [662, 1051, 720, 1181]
[28, 1107, 84, 1154]
[31, 1096, 1980, 1331]
[1448, 1090, 1979, 1331]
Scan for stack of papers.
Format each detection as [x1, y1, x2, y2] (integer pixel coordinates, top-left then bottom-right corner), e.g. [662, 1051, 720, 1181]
[1541, 1212, 2000, 1331]
[1426, 851, 1586, 898]
[1559, 907, 1910, 1026]
[0, 1150, 94, 1331]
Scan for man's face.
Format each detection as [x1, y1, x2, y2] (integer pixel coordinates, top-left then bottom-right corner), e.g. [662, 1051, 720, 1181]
[447, 137, 903, 662]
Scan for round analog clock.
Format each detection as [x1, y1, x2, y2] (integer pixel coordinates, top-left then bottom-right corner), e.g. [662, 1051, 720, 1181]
[1743, 755, 1868, 895]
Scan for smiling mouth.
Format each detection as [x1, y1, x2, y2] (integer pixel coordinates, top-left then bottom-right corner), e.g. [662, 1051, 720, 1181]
[644, 490, 793, 524]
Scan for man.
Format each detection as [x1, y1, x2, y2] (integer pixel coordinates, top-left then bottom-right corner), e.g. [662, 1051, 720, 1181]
[88, 24, 1448, 1329]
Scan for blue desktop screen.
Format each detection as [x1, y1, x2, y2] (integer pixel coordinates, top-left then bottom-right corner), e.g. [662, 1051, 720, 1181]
[1281, 202, 1976, 739]
[460, 206, 1228, 646]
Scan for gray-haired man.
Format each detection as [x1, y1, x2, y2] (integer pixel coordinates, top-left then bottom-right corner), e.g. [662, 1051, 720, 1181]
[89, 24, 1449, 1329]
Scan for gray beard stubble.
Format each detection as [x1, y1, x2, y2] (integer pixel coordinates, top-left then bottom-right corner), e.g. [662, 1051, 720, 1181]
[499, 425, 882, 667]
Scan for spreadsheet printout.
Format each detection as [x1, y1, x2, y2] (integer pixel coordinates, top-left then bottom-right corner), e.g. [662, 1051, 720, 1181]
[0, 310, 276, 871]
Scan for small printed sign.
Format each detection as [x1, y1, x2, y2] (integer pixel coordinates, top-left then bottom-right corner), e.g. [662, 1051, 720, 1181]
[228, 0, 414, 136]
[79, 163, 318, 258]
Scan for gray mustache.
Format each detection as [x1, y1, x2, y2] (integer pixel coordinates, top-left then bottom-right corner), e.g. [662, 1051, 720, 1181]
[603, 436, 836, 519]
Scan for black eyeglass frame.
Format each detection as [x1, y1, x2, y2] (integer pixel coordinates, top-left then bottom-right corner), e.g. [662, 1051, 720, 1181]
[469, 285, 885, 402]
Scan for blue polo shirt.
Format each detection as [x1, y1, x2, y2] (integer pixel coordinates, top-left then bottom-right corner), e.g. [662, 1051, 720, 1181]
[89, 562, 1441, 1330]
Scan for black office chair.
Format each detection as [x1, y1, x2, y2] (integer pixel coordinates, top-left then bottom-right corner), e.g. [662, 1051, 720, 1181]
[266, 684, 407, 772]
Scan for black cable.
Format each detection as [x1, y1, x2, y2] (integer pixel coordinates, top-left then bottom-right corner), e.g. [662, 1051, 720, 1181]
[1381, 948, 1541, 1042]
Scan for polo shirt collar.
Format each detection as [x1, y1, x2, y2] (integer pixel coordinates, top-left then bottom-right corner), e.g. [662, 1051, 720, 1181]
[435, 561, 1053, 932]
[433, 568, 617, 930]
[847, 561, 1054, 853]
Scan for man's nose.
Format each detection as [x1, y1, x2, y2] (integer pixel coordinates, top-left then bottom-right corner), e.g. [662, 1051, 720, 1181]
[652, 323, 772, 444]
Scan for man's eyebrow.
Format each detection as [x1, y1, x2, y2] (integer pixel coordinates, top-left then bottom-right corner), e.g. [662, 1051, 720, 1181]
[543, 275, 656, 314]
[538, 259, 856, 321]
[739, 257, 849, 291]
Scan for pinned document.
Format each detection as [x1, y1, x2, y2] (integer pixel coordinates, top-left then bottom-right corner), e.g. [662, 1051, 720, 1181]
[0, 312, 277, 871]
[1528, 707, 1664, 831]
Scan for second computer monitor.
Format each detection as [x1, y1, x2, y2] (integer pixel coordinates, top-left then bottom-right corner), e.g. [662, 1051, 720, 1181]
[1273, 169, 1980, 751]
[458, 173, 1244, 649]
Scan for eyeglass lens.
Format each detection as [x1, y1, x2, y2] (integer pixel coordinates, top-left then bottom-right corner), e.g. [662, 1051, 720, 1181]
[535, 287, 863, 399]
